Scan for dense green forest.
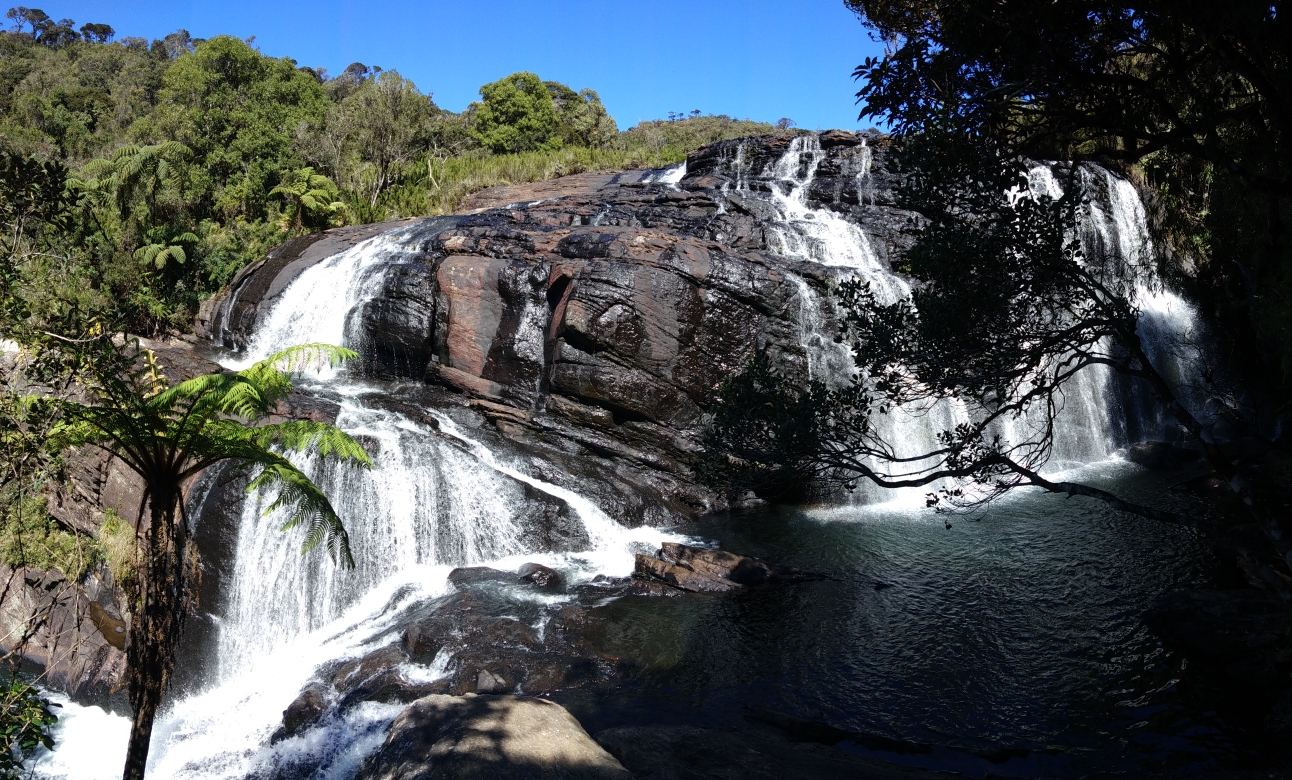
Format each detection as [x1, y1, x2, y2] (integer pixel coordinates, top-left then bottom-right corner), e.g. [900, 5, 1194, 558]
[0, 8, 782, 336]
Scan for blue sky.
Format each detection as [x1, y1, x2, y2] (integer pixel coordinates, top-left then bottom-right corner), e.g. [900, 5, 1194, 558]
[48, 1, 884, 130]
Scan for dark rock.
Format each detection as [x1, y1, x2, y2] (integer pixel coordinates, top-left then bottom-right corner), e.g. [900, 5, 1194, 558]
[359, 694, 632, 780]
[634, 543, 820, 593]
[335, 645, 410, 693]
[271, 682, 329, 743]
[516, 562, 563, 590]
[446, 567, 513, 589]
[1127, 440, 1202, 470]
[203, 133, 911, 525]
[634, 554, 738, 593]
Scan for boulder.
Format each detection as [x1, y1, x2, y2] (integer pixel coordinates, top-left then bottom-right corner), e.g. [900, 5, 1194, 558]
[633, 543, 819, 592]
[634, 554, 738, 593]
[516, 562, 563, 590]
[359, 694, 632, 780]
[271, 682, 329, 743]
[446, 567, 512, 589]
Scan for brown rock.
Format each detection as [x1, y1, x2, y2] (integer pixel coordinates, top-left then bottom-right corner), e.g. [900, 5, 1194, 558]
[359, 694, 632, 780]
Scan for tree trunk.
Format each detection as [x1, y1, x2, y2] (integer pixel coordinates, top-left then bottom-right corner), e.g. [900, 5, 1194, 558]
[122, 684, 160, 780]
[122, 485, 188, 780]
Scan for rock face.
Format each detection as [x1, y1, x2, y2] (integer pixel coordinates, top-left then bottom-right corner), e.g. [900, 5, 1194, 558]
[0, 335, 223, 702]
[360, 694, 632, 780]
[199, 132, 910, 522]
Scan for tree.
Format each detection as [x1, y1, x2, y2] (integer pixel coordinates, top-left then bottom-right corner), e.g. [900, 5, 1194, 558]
[339, 71, 435, 207]
[469, 71, 561, 154]
[78, 22, 113, 43]
[270, 167, 345, 234]
[151, 35, 328, 219]
[545, 81, 617, 148]
[52, 341, 371, 780]
[845, 0, 1292, 381]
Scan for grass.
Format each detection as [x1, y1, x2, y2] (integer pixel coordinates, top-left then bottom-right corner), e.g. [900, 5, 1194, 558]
[0, 494, 99, 581]
[369, 115, 795, 219]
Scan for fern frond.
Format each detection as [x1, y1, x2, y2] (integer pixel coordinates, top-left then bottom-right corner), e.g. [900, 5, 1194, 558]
[253, 421, 373, 467]
[246, 458, 355, 567]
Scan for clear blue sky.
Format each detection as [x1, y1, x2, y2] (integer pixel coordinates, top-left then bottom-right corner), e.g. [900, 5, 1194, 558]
[46, 1, 883, 130]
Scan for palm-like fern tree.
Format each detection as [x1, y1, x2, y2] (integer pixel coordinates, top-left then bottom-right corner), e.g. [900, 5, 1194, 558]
[270, 168, 345, 235]
[52, 342, 371, 780]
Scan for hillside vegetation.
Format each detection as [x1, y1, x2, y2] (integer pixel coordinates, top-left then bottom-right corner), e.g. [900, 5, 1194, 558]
[0, 11, 786, 335]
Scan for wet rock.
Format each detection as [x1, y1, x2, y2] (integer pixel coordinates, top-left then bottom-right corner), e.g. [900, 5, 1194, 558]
[205, 133, 912, 526]
[633, 543, 819, 593]
[271, 682, 329, 744]
[634, 554, 739, 593]
[405, 600, 543, 662]
[446, 567, 513, 589]
[475, 669, 508, 694]
[516, 562, 563, 590]
[335, 645, 410, 692]
[359, 694, 632, 780]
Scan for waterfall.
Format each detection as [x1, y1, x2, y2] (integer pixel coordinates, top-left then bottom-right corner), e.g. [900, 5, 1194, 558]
[32, 131, 1212, 779]
[34, 218, 687, 780]
[742, 134, 1203, 501]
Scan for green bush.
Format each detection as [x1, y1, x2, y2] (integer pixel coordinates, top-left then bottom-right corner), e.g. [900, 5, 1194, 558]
[470, 71, 562, 154]
[0, 675, 57, 779]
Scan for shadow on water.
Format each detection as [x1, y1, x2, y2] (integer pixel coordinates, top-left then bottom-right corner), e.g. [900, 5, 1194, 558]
[556, 463, 1248, 778]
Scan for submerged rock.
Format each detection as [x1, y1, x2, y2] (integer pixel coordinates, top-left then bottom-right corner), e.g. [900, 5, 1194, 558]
[632, 542, 819, 593]
[359, 694, 632, 780]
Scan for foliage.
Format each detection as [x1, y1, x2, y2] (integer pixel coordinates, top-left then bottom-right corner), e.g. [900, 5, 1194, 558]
[0, 493, 98, 579]
[846, 0, 1292, 384]
[546, 82, 617, 148]
[0, 11, 793, 336]
[97, 508, 137, 599]
[619, 114, 788, 156]
[470, 71, 562, 154]
[270, 167, 344, 234]
[0, 675, 56, 779]
[148, 35, 328, 220]
[48, 340, 371, 780]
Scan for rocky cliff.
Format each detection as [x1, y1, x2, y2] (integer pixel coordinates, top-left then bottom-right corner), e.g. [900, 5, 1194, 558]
[197, 130, 907, 524]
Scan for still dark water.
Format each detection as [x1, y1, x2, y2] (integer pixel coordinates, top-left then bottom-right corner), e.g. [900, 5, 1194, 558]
[560, 464, 1233, 778]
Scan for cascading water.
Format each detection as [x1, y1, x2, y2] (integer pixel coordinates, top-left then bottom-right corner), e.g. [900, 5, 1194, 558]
[740, 134, 1204, 503]
[32, 132, 1218, 779]
[34, 225, 684, 780]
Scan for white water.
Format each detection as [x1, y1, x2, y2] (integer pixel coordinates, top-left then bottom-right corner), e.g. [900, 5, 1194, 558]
[34, 132, 1207, 778]
[34, 223, 687, 779]
[743, 136, 1203, 503]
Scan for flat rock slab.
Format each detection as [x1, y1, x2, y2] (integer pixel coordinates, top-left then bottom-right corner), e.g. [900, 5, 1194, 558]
[361, 694, 632, 780]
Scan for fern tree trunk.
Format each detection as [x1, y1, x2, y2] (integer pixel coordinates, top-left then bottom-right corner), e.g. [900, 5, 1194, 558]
[122, 483, 190, 780]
